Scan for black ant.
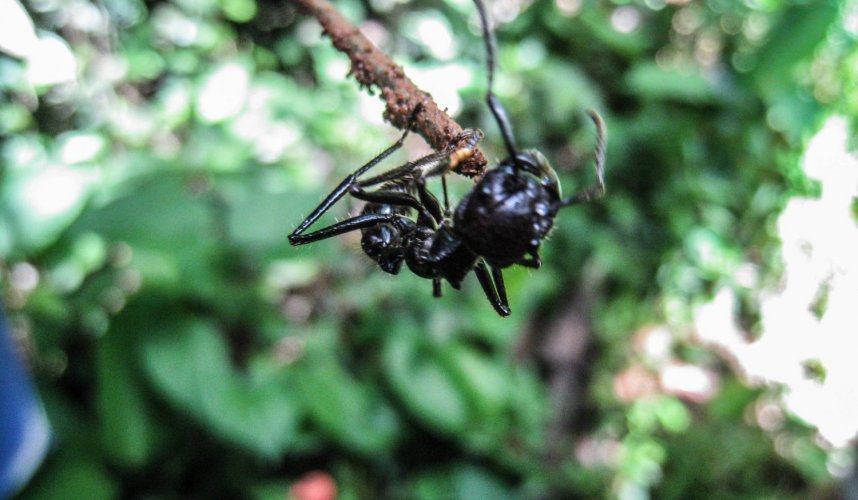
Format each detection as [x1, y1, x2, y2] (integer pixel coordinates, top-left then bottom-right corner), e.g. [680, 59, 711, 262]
[289, 0, 607, 316]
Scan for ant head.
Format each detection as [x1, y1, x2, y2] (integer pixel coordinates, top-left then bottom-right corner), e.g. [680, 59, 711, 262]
[514, 150, 546, 170]
[496, 149, 562, 198]
[361, 225, 405, 274]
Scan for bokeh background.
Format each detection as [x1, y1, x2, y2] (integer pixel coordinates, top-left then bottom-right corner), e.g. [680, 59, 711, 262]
[1, 0, 857, 497]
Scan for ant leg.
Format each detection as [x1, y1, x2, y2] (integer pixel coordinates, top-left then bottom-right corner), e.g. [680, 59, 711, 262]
[474, 260, 511, 317]
[422, 128, 484, 179]
[488, 94, 519, 163]
[414, 130, 482, 221]
[558, 110, 607, 207]
[473, 0, 520, 164]
[490, 264, 510, 310]
[289, 214, 411, 246]
[414, 177, 444, 225]
[433, 278, 442, 298]
[358, 128, 477, 189]
[290, 131, 411, 240]
[517, 250, 541, 268]
[358, 130, 468, 189]
[290, 106, 425, 240]
[348, 187, 437, 226]
[441, 175, 451, 217]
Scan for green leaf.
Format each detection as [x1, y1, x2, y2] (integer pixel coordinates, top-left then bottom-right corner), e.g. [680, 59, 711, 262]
[383, 333, 471, 435]
[655, 397, 691, 434]
[1, 161, 95, 253]
[443, 346, 508, 417]
[222, 173, 329, 255]
[71, 173, 212, 250]
[625, 63, 719, 104]
[141, 316, 301, 457]
[19, 458, 116, 500]
[221, 0, 257, 23]
[293, 342, 401, 455]
[750, 0, 840, 96]
[96, 329, 160, 466]
[411, 464, 513, 500]
[69, 173, 227, 298]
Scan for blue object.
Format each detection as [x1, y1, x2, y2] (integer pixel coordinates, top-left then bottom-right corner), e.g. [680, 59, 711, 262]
[0, 302, 50, 498]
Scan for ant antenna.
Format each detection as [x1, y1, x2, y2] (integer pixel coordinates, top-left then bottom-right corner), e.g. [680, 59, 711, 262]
[588, 109, 607, 193]
[557, 110, 607, 207]
[473, 0, 520, 165]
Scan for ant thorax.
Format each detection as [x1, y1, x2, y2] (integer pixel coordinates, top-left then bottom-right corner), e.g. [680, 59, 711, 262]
[406, 224, 479, 288]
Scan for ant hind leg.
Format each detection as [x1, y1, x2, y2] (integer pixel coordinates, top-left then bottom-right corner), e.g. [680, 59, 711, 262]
[473, 260, 511, 317]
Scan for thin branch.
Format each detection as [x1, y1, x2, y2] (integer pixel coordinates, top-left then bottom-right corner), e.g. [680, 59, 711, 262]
[293, 0, 487, 177]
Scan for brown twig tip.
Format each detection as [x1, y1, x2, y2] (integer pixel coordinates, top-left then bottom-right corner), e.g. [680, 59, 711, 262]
[293, 0, 487, 177]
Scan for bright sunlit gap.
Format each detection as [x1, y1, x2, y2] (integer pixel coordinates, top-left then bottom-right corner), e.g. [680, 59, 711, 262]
[611, 6, 642, 34]
[20, 166, 97, 221]
[404, 63, 473, 117]
[197, 62, 250, 123]
[0, 0, 77, 85]
[695, 116, 858, 449]
[411, 13, 456, 60]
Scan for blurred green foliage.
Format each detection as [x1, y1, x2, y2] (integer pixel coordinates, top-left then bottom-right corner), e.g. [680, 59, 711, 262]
[1, 0, 855, 498]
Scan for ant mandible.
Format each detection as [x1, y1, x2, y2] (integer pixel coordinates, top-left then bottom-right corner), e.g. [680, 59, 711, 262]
[289, 0, 607, 316]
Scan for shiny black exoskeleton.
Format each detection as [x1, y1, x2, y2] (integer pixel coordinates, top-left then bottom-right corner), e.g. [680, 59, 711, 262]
[455, 152, 558, 269]
[288, 0, 606, 316]
[288, 121, 508, 310]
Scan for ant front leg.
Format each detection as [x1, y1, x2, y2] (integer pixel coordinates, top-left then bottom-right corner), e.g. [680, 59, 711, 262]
[288, 213, 413, 246]
[289, 106, 425, 243]
[289, 132, 412, 243]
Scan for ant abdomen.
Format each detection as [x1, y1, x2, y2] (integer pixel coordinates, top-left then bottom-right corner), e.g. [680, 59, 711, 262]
[454, 162, 560, 269]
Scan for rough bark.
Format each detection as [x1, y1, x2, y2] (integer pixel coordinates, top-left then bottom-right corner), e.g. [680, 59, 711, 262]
[293, 0, 486, 177]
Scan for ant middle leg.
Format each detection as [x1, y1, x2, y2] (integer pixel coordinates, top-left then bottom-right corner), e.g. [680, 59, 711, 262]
[413, 177, 444, 226]
[348, 187, 438, 227]
[416, 178, 445, 299]
[433, 278, 443, 298]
